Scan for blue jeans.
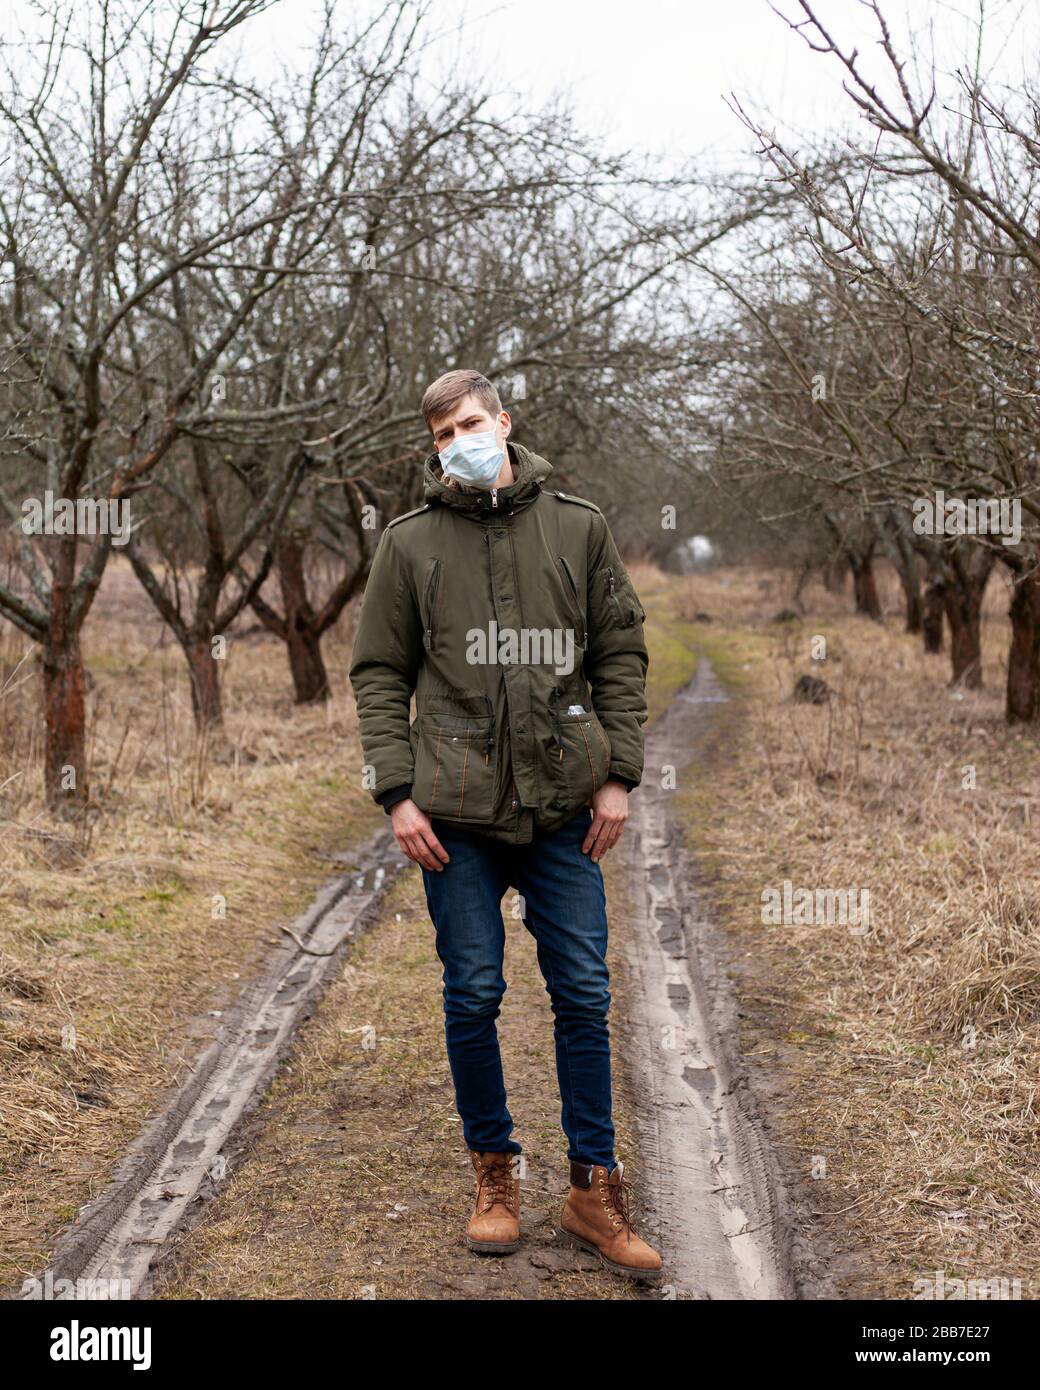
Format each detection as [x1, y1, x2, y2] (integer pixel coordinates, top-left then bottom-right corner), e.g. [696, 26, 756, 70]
[420, 808, 615, 1168]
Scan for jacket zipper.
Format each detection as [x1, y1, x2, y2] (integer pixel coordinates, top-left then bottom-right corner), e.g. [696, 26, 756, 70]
[605, 566, 625, 624]
[491, 488, 498, 510]
[548, 684, 564, 760]
[422, 558, 442, 650]
[483, 693, 495, 764]
[557, 556, 585, 644]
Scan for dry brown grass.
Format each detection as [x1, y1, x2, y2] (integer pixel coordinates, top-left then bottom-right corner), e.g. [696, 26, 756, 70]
[0, 556, 382, 1285]
[673, 561, 1040, 1298]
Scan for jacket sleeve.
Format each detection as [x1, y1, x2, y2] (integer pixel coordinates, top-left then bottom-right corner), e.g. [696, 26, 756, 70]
[348, 527, 423, 803]
[585, 513, 649, 789]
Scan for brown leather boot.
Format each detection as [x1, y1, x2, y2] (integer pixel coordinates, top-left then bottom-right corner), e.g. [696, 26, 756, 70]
[559, 1160, 662, 1281]
[465, 1151, 521, 1254]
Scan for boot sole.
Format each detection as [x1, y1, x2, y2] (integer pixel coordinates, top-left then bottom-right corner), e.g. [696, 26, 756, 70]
[465, 1235, 520, 1255]
[558, 1229, 662, 1283]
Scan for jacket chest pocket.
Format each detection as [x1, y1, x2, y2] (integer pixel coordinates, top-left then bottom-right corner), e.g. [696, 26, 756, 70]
[412, 711, 496, 822]
[420, 557, 443, 651]
[556, 555, 586, 645]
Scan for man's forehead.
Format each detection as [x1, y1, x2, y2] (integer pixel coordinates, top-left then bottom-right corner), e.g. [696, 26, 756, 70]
[432, 393, 492, 428]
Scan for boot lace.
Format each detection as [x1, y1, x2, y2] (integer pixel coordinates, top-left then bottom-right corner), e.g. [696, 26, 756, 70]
[599, 1168, 635, 1235]
[477, 1158, 516, 1213]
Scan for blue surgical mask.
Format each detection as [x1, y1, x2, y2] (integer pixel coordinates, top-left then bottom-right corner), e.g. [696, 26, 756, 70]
[439, 427, 505, 488]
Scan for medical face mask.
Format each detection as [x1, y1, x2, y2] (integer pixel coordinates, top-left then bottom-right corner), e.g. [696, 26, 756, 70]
[439, 426, 505, 488]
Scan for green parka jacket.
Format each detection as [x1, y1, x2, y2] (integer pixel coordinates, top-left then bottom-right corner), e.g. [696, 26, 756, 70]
[348, 441, 648, 844]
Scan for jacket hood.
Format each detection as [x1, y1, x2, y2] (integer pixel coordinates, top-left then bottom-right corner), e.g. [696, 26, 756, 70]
[423, 441, 553, 518]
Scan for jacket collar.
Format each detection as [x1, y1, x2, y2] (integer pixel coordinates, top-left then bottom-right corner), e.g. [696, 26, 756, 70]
[423, 441, 552, 520]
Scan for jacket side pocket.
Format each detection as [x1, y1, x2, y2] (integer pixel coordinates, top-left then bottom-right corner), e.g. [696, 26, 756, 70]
[411, 710, 496, 822]
[546, 688, 611, 806]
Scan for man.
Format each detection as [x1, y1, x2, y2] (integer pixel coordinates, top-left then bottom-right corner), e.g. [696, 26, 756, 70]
[349, 368, 661, 1280]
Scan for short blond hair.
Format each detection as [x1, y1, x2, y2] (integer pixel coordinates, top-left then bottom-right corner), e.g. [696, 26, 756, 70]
[421, 369, 502, 431]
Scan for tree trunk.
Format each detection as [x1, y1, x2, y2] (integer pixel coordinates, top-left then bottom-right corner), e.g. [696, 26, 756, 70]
[922, 580, 945, 653]
[277, 536, 330, 703]
[249, 531, 369, 703]
[288, 622, 330, 703]
[903, 582, 923, 633]
[849, 550, 882, 620]
[1006, 568, 1040, 722]
[185, 634, 224, 727]
[945, 599, 981, 687]
[823, 559, 847, 593]
[891, 536, 923, 632]
[791, 562, 811, 615]
[943, 558, 993, 688]
[42, 628, 88, 814]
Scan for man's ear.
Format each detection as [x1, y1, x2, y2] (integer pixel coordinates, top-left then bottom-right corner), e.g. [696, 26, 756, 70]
[499, 410, 512, 440]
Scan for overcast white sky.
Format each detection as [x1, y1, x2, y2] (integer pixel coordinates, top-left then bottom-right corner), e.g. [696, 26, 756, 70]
[247, 0, 1035, 165]
[5, 0, 1032, 167]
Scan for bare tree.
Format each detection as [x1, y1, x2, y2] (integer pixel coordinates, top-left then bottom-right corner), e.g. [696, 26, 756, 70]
[0, 0, 361, 803]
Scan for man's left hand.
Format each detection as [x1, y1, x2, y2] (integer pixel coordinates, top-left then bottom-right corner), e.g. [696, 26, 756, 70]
[582, 780, 630, 863]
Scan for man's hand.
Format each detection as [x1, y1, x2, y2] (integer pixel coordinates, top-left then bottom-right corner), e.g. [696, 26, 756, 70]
[390, 798, 450, 871]
[582, 780, 630, 863]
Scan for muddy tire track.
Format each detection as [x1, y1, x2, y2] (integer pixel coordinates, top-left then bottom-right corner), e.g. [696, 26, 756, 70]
[12, 830, 407, 1300]
[620, 660, 797, 1299]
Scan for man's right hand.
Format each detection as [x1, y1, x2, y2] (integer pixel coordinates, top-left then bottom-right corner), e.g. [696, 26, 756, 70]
[390, 798, 450, 871]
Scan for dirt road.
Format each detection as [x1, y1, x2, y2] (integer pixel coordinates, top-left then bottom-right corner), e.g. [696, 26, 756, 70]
[19, 659, 799, 1301]
[619, 660, 795, 1298]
